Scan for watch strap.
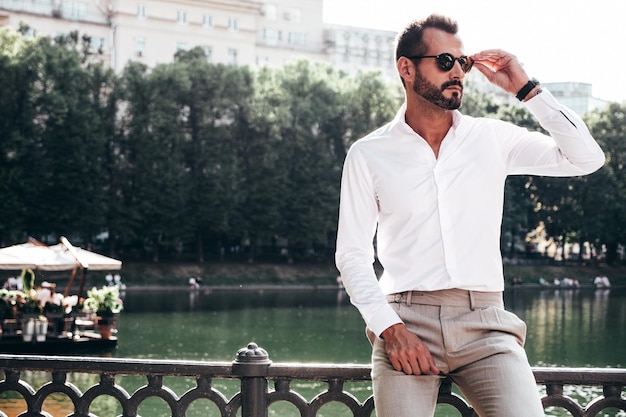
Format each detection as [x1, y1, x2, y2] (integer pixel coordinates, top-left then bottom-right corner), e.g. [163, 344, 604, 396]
[516, 78, 540, 101]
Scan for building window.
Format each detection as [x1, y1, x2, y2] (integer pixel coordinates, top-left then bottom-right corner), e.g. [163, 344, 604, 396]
[177, 10, 188, 24]
[228, 18, 238, 31]
[202, 46, 212, 60]
[264, 4, 277, 20]
[176, 42, 189, 52]
[228, 48, 238, 64]
[135, 37, 145, 57]
[263, 28, 281, 45]
[62, 1, 87, 20]
[90, 36, 105, 53]
[21, 26, 37, 37]
[283, 9, 301, 23]
[202, 14, 213, 28]
[137, 4, 146, 19]
[288, 32, 306, 46]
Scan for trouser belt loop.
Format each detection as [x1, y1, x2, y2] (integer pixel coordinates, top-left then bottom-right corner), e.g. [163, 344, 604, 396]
[469, 291, 476, 310]
[405, 290, 413, 307]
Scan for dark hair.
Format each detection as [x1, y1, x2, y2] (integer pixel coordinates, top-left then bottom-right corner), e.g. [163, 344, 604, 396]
[395, 14, 459, 62]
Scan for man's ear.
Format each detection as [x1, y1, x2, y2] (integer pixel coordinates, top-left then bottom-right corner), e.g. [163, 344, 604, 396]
[397, 57, 414, 84]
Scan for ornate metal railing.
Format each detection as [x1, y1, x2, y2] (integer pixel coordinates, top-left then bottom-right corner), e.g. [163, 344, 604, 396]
[0, 342, 625, 417]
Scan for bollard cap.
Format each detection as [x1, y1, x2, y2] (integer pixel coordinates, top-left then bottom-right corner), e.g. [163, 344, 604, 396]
[233, 342, 272, 376]
[236, 342, 270, 363]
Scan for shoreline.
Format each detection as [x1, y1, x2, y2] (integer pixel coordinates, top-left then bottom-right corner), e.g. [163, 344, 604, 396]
[118, 283, 622, 292]
[29, 260, 625, 292]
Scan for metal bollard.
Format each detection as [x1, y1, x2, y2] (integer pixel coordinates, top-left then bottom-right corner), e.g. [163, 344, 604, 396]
[233, 342, 272, 417]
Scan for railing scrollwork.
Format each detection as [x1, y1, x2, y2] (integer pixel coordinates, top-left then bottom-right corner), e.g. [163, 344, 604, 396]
[0, 343, 624, 417]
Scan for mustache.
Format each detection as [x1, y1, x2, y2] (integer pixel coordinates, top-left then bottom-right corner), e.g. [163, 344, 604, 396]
[441, 80, 464, 91]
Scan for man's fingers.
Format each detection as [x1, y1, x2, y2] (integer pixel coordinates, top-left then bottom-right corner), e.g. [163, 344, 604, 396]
[389, 352, 437, 375]
[407, 357, 421, 375]
[382, 323, 440, 375]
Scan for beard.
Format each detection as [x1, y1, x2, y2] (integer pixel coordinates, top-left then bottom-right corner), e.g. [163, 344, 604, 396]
[412, 71, 463, 110]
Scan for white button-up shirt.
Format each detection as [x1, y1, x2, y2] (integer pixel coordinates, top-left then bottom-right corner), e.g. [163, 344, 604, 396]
[335, 90, 605, 337]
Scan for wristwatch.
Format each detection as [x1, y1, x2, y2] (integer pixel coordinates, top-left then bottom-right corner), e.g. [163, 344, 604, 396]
[516, 78, 540, 101]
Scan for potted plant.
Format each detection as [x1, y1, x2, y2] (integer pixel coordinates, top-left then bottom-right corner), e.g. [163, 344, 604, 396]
[43, 294, 67, 337]
[16, 290, 42, 318]
[0, 289, 20, 336]
[83, 286, 123, 339]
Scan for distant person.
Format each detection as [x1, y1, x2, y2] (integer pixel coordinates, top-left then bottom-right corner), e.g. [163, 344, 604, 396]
[561, 277, 579, 288]
[4, 276, 18, 290]
[37, 281, 54, 307]
[594, 275, 611, 288]
[113, 273, 126, 289]
[335, 13, 605, 417]
[188, 277, 200, 289]
[105, 273, 114, 286]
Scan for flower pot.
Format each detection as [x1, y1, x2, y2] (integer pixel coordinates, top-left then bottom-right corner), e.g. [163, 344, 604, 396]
[99, 323, 112, 339]
[35, 319, 48, 342]
[97, 317, 114, 339]
[21, 318, 35, 342]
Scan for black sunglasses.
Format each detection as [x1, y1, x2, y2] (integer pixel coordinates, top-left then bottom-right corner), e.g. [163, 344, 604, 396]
[405, 53, 473, 73]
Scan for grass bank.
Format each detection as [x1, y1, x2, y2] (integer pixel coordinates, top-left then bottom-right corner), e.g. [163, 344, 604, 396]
[101, 260, 626, 288]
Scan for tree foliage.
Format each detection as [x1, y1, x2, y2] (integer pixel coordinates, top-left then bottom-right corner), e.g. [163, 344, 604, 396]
[1, 28, 625, 265]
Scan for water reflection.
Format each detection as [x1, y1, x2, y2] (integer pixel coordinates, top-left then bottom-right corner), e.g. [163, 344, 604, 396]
[123, 287, 354, 313]
[505, 287, 626, 367]
[116, 287, 626, 367]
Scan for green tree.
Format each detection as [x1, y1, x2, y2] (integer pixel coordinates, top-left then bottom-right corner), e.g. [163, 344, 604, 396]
[0, 28, 37, 243]
[584, 102, 626, 263]
[264, 61, 346, 261]
[120, 61, 192, 261]
[340, 70, 402, 153]
[0, 31, 114, 243]
[175, 49, 253, 261]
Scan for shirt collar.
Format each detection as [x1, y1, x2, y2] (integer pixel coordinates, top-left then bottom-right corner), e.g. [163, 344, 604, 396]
[392, 103, 464, 136]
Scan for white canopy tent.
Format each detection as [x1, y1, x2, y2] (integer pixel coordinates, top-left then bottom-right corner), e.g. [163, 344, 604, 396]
[0, 237, 122, 296]
[0, 252, 37, 271]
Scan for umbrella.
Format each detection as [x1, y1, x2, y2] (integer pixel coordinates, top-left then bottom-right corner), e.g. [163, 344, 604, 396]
[0, 239, 77, 271]
[58, 236, 121, 296]
[57, 237, 121, 271]
[0, 251, 37, 270]
[0, 237, 122, 296]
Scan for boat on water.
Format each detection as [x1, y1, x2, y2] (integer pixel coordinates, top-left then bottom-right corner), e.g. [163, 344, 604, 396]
[0, 237, 123, 355]
[0, 288, 122, 355]
[0, 332, 117, 355]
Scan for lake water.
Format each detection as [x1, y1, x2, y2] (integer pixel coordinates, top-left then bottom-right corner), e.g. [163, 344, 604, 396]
[2, 286, 625, 417]
[114, 286, 626, 367]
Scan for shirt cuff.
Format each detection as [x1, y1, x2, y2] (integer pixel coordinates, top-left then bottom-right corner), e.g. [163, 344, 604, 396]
[367, 302, 404, 338]
[524, 88, 563, 118]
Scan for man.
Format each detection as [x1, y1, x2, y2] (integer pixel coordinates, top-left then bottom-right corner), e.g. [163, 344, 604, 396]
[335, 14, 605, 417]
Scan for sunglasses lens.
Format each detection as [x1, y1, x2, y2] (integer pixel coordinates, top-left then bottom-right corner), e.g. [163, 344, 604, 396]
[436, 53, 455, 71]
[409, 53, 473, 73]
[459, 56, 473, 73]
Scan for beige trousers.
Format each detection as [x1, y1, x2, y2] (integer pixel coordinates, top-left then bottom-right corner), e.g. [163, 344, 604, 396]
[369, 289, 545, 417]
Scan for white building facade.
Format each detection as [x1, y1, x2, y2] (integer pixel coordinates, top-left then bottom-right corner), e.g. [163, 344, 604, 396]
[1, 1, 604, 115]
[0, 0, 396, 77]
